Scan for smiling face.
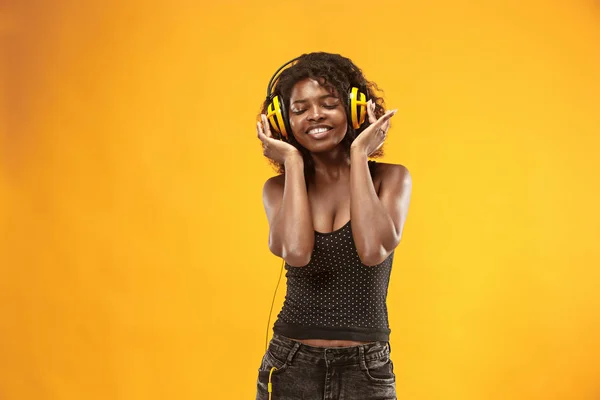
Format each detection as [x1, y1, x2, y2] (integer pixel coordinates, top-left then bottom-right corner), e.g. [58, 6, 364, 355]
[288, 78, 348, 153]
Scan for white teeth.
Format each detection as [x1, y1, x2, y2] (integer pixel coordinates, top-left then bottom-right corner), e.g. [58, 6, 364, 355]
[307, 127, 330, 134]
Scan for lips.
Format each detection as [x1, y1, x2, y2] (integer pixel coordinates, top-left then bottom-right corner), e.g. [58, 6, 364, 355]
[306, 125, 333, 135]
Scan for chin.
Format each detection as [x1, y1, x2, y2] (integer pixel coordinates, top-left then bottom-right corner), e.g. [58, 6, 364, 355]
[306, 140, 347, 154]
[295, 133, 347, 153]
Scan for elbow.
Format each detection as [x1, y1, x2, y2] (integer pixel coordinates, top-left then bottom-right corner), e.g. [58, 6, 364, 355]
[356, 229, 402, 267]
[268, 233, 313, 267]
[282, 247, 312, 267]
[358, 242, 399, 267]
[281, 239, 313, 267]
[269, 239, 312, 267]
[268, 236, 283, 258]
[358, 251, 387, 267]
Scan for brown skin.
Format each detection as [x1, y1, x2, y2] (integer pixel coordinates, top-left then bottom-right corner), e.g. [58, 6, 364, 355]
[256, 78, 412, 347]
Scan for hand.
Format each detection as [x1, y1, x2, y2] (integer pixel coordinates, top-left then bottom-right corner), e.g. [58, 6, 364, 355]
[350, 99, 397, 157]
[257, 114, 302, 164]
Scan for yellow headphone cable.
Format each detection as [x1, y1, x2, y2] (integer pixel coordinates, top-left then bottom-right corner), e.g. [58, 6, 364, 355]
[265, 258, 285, 399]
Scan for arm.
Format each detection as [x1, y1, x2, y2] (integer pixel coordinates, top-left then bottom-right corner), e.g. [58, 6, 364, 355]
[263, 155, 315, 267]
[349, 152, 412, 266]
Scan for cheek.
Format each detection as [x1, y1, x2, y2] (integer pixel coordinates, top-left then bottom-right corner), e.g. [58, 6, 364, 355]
[334, 112, 348, 131]
[289, 116, 303, 136]
[333, 106, 348, 121]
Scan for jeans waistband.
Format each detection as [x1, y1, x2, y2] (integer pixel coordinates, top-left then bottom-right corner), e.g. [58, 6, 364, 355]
[268, 333, 391, 366]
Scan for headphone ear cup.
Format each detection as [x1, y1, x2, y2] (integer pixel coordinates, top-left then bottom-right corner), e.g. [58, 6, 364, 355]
[348, 87, 368, 130]
[266, 95, 291, 141]
[279, 97, 293, 141]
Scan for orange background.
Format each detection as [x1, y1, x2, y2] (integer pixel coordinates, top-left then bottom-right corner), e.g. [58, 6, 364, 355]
[1, 1, 599, 399]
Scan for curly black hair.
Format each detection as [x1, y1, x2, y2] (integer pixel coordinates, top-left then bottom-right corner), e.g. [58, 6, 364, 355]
[258, 52, 387, 177]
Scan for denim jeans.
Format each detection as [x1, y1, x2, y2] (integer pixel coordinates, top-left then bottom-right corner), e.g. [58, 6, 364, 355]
[256, 334, 396, 400]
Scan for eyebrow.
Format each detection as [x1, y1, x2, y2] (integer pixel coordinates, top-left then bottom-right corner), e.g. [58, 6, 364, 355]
[291, 94, 339, 105]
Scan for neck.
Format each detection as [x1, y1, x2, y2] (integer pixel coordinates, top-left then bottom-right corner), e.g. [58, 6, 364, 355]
[309, 146, 351, 184]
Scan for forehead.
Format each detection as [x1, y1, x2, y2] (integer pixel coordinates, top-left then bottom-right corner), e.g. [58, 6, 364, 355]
[290, 78, 338, 99]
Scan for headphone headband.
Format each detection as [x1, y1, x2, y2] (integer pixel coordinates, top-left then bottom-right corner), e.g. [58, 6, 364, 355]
[266, 57, 301, 100]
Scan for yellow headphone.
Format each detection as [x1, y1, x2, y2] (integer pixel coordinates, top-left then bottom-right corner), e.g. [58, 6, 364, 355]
[265, 57, 370, 141]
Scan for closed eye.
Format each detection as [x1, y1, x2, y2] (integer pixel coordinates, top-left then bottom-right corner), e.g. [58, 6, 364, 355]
[291, 103, 340, 115]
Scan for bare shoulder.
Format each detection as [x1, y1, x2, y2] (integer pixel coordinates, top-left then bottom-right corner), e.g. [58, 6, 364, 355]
[372, 161, 412, 188]
[263, 174, 285, 196]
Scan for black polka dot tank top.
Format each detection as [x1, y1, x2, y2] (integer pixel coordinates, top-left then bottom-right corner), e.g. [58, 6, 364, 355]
[273, 220, 394, 342]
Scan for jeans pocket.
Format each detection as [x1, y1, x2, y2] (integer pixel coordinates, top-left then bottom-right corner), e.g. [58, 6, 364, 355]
[363, 356, 395, 384]
[258, 348, 288, 380]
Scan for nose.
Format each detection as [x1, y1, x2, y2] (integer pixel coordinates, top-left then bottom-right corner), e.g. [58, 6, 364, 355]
[306, 105, 325, 122]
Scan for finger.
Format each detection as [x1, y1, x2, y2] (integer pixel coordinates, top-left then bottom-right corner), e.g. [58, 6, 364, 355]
[376, 109, 397, 126]
[261, 114, 273, 139]
[382, 119, 391, 133]
[367, 99, 377, 124]
[257, 121, 266, 141]
[257, 121, 270, 144]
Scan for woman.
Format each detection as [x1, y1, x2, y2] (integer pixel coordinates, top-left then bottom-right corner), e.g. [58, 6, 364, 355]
[255, 52, 412, 400]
